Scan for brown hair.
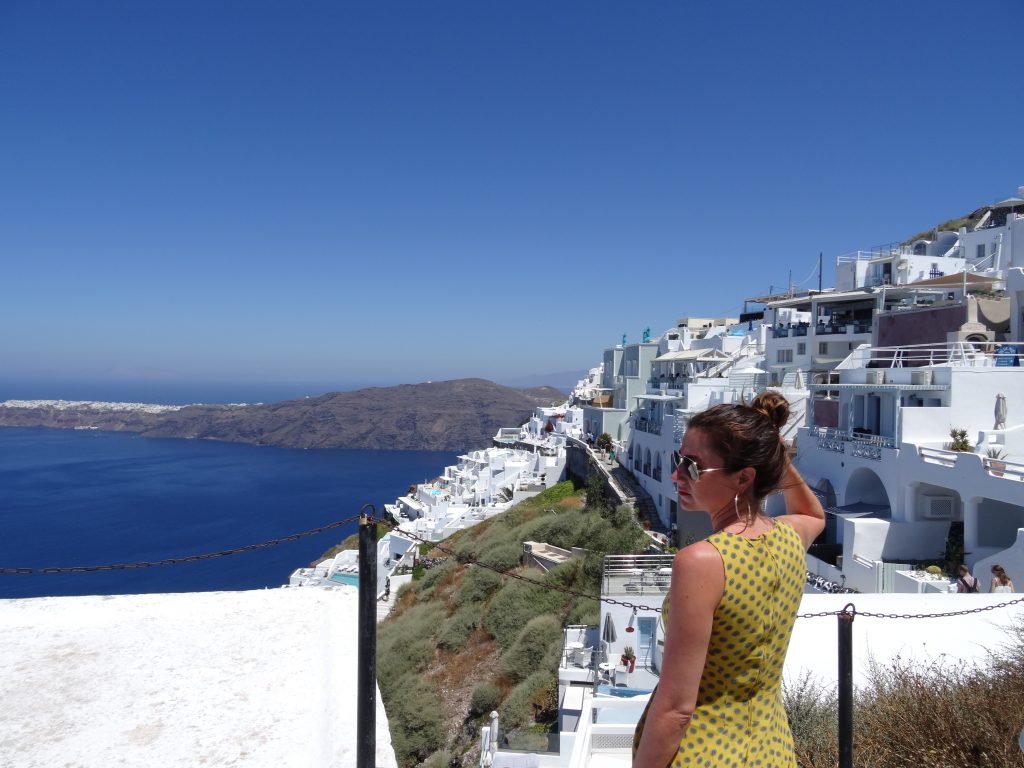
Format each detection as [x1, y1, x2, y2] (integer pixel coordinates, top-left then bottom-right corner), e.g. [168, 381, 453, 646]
[992, 564, 1010, 585]
[687, 391, 789, 503]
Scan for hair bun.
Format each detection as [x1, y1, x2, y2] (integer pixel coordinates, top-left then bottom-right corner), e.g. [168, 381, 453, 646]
[750, 391, 789, 432]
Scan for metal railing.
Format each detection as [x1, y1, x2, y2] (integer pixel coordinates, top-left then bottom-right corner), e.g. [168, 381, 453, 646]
[868, 341, 1024, 368]
[811, 427, 896, 459]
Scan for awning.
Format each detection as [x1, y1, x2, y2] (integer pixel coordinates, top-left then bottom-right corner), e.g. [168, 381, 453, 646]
[813, 356, 846, 365]
[905, 272, 1000, 289]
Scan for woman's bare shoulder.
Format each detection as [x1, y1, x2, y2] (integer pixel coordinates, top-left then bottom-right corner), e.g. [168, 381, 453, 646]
[674, 540, 724, 574]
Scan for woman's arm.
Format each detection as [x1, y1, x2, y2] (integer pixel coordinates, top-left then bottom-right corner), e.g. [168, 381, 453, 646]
[775, 463, 826, 549]
[633, 542, 724, 767]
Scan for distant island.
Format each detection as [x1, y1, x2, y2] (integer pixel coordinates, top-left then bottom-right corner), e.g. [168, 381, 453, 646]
[0, 378, 566, 452]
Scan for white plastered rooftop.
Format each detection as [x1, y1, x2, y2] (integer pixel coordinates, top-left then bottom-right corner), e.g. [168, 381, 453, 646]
[0, 588, 396, 768]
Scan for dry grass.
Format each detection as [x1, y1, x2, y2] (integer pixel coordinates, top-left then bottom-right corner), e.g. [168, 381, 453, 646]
[426, 628, 502, 766]
[788, 623, 1024, 768]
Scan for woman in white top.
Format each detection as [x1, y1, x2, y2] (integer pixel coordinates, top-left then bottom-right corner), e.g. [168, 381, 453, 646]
[989, 564, 1015, 593]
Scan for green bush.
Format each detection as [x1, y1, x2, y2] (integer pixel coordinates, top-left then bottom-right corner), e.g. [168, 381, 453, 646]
[437, 604, 480, 652]
[422, 750, 451, 768]
[377, 636, 435, 694]
[499, 614, 564, 682]
[419, 559, 458, 592]
[565, 598, 599, 626]
[387, 674, 446, 766]
[783, 673, 837, 766]
[377, 602, 445, 693]
[479, 542, 523, 571]
[501, 671, 557, 730]
[584, 473, 609, 512]
[454, 566, 503, 608]
[470, 682, 503, 716]
[483, 573, 566, 649]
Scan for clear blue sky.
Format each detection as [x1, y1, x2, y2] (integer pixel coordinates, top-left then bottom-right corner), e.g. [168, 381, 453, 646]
[2, 1, 1022, 392]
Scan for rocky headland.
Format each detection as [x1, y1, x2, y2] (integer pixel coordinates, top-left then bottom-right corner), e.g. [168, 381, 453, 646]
[0, 378, 565, 452]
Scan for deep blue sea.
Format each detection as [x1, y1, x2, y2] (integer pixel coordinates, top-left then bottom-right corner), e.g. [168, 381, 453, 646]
[0, 427, 458, 600]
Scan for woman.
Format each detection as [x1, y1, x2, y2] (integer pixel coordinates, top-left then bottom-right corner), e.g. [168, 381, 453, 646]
[956, 564, 979, 593]
[990, 564, 1015, 593]
[633, 392, 825, 768]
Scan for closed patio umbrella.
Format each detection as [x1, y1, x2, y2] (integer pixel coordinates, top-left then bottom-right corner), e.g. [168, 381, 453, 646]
[602, 612, 617, 644]
[995, 393, 1007, 430]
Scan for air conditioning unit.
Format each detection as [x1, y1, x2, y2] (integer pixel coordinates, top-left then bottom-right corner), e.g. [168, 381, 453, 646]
[911, 369, 933, 385]
[865, 369, 885, 385]
[921, 495, 954, 520]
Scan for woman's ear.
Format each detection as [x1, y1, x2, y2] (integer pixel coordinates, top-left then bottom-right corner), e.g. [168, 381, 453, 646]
[736, 467, 756, 495]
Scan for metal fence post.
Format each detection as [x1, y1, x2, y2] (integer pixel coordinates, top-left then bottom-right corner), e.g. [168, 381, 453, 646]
[838, 603, 855, 768]
[357, 505, 377, 768]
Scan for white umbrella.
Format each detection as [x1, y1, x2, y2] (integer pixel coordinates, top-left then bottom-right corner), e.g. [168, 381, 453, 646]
[995, 393, 1007, 430]
[794, 368, 805, 390]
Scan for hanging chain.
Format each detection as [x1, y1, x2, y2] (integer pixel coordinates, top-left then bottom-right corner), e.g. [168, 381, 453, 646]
[0, 516, 363, 574]
[5, 512, 1023, 623]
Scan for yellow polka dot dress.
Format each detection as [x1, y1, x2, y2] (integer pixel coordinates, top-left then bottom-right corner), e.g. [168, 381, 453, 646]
[633, 522, 805, 767]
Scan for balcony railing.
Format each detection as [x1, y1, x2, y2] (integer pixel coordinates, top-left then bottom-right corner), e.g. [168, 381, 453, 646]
[810, 426, 896, 460]
[632, 415, 661, 435]
[865, 341, 1024, 368]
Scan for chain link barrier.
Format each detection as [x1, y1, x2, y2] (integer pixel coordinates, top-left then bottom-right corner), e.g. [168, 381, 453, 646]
[0, 516, 363, 575]
[4, 512, 1024, 622]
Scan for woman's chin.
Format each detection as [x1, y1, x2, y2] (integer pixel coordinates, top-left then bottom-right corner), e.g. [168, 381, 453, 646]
[678, 494, 698, 511]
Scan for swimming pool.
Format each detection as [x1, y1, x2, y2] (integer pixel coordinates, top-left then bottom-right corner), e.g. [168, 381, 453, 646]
[597, 685, 652, 698]
[328, 573, 359, 587]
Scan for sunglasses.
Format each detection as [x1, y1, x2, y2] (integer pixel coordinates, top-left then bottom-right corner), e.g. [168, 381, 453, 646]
[671, 451, 725, 482]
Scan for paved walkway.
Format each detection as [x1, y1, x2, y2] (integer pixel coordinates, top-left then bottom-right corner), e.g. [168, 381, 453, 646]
[376, 573, 411, 622]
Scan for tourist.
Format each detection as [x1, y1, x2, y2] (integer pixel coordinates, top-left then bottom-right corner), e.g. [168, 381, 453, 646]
[990, 564, 1015, 593]
[956, 564, 979, 593]
[632, 392, 825, 767]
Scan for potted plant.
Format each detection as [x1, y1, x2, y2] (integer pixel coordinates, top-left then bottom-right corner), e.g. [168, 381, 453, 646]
[986, 447, 1007, 476]
[944, 428, 972, 452]
[620, 646, 636, 673]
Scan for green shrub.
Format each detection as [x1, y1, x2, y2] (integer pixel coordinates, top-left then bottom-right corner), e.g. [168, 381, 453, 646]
[499, 614, 564, 682]
[479, 542, 523, 571]
[501, 671, 557, 730]
[470, 682, 502, 716]
[925, 564, 944, 576]
[378, 602, 445, 693]
[783, 673, 837, 767]
[565, 598, 599, 626]
[377, 636, 435, 694]
[422, 750, 451, 768]
[454, 566, 503, 608]
[584, 473, 609, 512]
[419, 559, 458, 592]
[387, 674, 446, 766]
[483, 573, 565, 649]
[437, 604, 480, 652]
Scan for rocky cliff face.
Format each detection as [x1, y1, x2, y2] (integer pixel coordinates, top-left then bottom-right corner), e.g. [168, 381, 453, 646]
[0, 378, 565, 452]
